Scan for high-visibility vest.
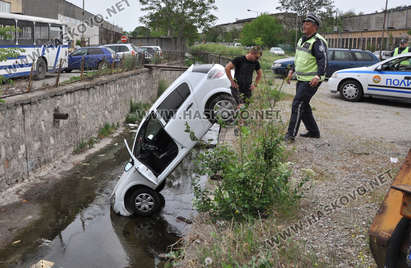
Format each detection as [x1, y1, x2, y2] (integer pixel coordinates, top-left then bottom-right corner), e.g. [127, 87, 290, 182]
[295, 33, 328, 82]
[393, 47, 410, 66]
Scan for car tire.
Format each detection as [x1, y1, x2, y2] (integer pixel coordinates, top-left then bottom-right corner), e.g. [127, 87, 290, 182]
[385, 217, 410, 268]
[159, 193, 165, 208]
[339, 79, 363, 102]
[206, 94, 237, 124]
[33, 58, 47, 80]
[127, 187, 161, 217]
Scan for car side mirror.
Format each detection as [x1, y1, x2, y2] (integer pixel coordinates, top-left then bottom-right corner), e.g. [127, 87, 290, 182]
[375, 65, 382, 72]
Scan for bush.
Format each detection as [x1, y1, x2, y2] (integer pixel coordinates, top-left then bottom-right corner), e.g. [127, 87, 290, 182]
[157, 80, 169, 97]
[127, 101, 150, 123]
[190, 43, 246, 57]
[193, 122, 306, 220]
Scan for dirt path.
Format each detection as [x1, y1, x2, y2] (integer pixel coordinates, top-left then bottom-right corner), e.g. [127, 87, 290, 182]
[274, 79, 411, 266]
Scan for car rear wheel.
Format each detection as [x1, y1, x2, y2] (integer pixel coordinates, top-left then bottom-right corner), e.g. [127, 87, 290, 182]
[385, 217, 410, 268]
[127, 187, 162, 216]
[206, 94, 237, 124]
[339, 79, 363, 102]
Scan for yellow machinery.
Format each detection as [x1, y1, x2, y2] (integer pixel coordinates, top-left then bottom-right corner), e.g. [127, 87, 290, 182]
[369, 150, 411, 267]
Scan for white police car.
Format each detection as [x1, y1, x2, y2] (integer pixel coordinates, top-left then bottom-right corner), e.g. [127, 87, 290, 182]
[328, 53, 411, 101]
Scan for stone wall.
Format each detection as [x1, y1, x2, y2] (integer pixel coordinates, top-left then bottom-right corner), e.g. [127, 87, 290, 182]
[0, 68, 184, 188]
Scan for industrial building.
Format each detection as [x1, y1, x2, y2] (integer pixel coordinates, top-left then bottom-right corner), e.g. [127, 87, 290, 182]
[0, 0, 123, 46]
[324, 6, 411, 51]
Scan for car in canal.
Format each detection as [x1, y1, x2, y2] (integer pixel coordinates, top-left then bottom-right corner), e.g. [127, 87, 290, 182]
[328, 52, 411, 101]
[111, 64, 236, 217]
[271, 48, 379, 78]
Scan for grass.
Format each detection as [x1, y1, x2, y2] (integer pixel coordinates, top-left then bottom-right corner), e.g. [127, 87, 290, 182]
[73, 122, 119, 154]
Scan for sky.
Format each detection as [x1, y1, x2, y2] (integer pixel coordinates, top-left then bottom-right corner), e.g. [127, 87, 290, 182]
[65, 0, 411, 32]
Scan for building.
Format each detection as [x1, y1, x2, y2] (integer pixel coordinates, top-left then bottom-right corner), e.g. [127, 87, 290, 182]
[0, 0, 123, 46]
[324, 6, 411, 51]
[215, 12, 297, 33]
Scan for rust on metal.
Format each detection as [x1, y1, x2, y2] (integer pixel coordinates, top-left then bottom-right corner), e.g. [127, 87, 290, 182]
[391, 184, 411, 219]
[369, 149, 411, 267]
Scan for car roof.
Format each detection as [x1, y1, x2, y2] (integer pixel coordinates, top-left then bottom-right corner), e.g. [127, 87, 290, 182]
[329, 48, 372, 53]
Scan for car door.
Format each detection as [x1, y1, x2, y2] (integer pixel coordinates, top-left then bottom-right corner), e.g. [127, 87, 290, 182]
[367, 55, 411, 98]
[68, 48, 87, 70]
[156, 82, 204, 148]
[353, 51, 377, 68]
[86, 48, 103, 69]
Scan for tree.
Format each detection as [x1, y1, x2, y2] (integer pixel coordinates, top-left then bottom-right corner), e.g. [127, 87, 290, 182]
[276, 0, 335, 17]
[130, 26, 151, 38]
[240, 14, 282, 47]
[139, 0, 217, 44]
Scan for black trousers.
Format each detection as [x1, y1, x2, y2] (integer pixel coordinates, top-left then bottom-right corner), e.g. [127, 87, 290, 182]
[287, 81, 320, 137]
[231, 87, 252, 105]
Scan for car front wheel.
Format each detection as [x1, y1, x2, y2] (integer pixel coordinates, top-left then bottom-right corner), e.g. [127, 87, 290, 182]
[339, 79, 363, 102]
[127, 187, 162, 216]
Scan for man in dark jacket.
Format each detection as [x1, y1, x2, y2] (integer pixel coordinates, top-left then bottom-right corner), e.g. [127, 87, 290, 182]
[285, 13, 328, 142]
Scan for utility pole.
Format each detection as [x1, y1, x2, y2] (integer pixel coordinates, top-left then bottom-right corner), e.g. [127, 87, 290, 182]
[380, 0, 388, 60]
[81, 0, 85, 46]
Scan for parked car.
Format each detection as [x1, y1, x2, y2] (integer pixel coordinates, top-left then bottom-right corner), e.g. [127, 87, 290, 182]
[270, 47, 285, 56]
[104, 43, 139, 57]
[233, 43, 242, 47]
[140, 46, 163, 57]
[66, 46, 118, 72]
[328, 52, 411, 101]
[373, 50, 393, 61]
[111, 64, 237, 217]
[271, 48, 379, 78]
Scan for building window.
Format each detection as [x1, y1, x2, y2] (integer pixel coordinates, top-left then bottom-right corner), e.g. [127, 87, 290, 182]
[0, 0, 10, 13]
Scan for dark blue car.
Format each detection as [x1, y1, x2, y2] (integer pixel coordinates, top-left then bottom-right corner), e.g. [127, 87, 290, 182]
[66, 46, 118, 72]
[271, 48, 379, 78]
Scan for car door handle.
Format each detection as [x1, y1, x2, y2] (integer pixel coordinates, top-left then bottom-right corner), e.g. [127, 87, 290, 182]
[405, 76, 411, 80]
[186, 103, 193, 111]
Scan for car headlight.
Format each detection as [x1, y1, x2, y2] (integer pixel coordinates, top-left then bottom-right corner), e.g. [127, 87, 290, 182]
[331, 72, 338, 79]
[273, 63, 282, 68]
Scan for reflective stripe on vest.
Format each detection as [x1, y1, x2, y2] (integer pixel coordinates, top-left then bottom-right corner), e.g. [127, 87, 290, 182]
[295, 33, 328, 82]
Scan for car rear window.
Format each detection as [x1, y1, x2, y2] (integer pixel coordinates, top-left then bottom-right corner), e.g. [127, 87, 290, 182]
[333, 51, 354, 61]
[353, 52, 375, 61]
[192, 64, 214, 74]
[118, 46, 129, 52]
[107, 46, 119, 52]
[157, 82, 191, 123]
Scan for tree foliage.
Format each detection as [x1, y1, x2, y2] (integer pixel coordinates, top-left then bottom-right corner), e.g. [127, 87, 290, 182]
[276, 0, 335, 17]
[139, 0, 217, 43]
[240, 15, 282, 47]
[130, 26, 151, 38]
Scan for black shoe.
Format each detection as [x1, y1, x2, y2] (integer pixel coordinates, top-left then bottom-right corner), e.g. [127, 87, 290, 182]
[284, 134, 295, 143]
[300, 132, 320, 138]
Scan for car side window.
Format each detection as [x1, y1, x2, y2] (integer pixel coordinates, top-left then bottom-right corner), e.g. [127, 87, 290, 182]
[107, 46, 119, 52]
[354, 52, 375, 61]
[333, 51, 353, 61]
[88, 48, 103, 55]
[382, 56, 411, 71]
[72, 49, 86, 56]
[119, 46, 129, 52]
[157, 82, 191, 123]
[327, 50, 334, 60]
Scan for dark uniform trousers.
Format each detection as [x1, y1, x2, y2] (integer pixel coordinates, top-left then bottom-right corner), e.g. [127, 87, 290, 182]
[287, 81, 320, 137]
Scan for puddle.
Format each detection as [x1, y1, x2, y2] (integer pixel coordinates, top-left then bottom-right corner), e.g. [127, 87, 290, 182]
[0, 131, 208, 268]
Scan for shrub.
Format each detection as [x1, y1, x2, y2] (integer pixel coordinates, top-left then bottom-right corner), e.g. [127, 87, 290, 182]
[193, 122, 306, 220]
[157, 80, 169, 97]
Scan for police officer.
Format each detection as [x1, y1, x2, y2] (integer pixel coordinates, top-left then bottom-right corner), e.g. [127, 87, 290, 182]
[285, 13, 328, 142]
[393, 39, 409, 57]
[393, 39, 410, 66]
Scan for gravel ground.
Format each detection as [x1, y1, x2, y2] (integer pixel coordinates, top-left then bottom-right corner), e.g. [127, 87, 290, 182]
[182, 78, 411, 267]
[273, 79, 411, 266]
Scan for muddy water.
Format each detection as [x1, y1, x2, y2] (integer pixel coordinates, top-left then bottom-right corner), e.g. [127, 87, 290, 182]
[0, 132, 206, 268]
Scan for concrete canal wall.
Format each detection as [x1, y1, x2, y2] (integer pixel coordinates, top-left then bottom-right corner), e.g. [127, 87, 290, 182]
[0, 68, 184, 188]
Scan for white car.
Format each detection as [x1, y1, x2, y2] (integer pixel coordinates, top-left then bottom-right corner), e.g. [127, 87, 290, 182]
[270, 47, 285, 56]
[104, 43, 139, 57]
[111, 64, 236, 216]
[328, 52, 411, 101]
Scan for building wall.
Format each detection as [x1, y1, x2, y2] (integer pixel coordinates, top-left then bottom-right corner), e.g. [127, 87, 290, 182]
[131, 37, 187, 51]
[0, 68, 184, 188]
[1, 0, 22, 13]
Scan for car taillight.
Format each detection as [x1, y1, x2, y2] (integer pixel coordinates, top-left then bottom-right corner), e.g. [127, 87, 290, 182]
[207, 69, 225, 79]
[132, 50, 136, 56]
